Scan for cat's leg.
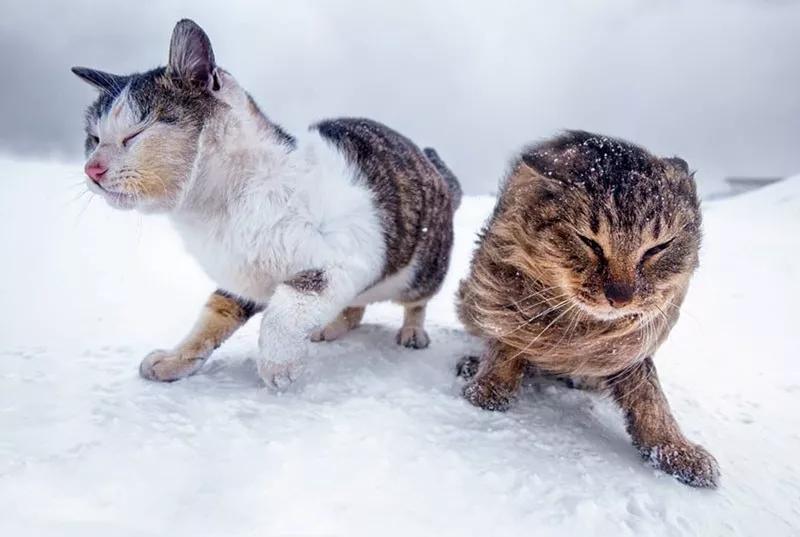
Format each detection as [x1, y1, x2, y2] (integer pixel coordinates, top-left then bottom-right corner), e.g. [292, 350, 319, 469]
[608, 357, 719, 488]
[140, 290, 263, 382]
[462, 342, 525, 411]
[455, 355, 481, 380]
[396, 301, 430, 349]
[310, 306, 366, 342]
[258, 268, 359, 390]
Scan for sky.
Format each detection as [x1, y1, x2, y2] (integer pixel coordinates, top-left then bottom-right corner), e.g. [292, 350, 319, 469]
[1, 0, 798, 194]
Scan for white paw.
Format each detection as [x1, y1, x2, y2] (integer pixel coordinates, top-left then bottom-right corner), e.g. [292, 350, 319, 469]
[258, 359, 305, 390]
[396, 326, 430, 349]
[139, 349, 205, 382]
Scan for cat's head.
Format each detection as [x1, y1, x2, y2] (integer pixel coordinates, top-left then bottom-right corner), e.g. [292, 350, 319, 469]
[502, 131, 701, 321]
[72, 19, 241, 212]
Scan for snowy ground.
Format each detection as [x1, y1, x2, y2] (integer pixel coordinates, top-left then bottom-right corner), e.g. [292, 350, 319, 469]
[0, 157, 798, 536]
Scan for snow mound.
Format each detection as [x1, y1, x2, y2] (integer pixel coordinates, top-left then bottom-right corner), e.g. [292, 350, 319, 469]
[1, 158, 798, 536]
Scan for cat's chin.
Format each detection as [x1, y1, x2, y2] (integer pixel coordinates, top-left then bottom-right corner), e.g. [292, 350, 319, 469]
[86, 181, 138, 210]
[575, 300, 639, 322]
[101, 191, 137, 211]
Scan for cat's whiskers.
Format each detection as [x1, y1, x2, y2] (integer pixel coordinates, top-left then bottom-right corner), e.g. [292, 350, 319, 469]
[605, 358, 643, 392]
[637, 312, 660, 361]
[499, 295, 571, 338]
[472, 298, 560, 339]
[565, 307, 584, 341]
[63, 174, 94, 206]
[609, 354, 654, 402]
[512, 292, 569, 317]
[572, 313, 638, 377]
[506, 285, 560, 311]
[549, 304, 584, 353]
[506, 301, 579, 364]
[653, 304, 670, 327]
[634, 313, 650, 359]
[75, 192, 95, 222]
[67, 187, 91, 205]
[664, 299, 701, 326]
[145, 170, 174, 202]
[609, 315, 660, 398]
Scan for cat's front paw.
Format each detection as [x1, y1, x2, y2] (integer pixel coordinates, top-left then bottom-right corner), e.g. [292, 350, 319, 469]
[396, 326, 430, 349]
[258, 359, 305, 391]
[642, 440, 720, 488]
[463, 378, 512, 412]
[139, 349, 205, 382]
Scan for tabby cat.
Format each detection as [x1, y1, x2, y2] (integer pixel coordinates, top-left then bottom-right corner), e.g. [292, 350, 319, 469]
[457, 131, 719, 488]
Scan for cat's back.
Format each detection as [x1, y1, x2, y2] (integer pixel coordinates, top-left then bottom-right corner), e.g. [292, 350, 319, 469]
[312, 118, 424, 172]
[312, 118, 452, 195]
[312, 118, 458, 286]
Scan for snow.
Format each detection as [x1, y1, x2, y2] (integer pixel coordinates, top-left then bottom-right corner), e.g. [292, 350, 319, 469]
[1, 157, 798, 536]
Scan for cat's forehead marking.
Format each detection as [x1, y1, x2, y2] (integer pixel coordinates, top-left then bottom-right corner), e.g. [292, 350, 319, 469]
[96, 86, 138, 136]
[111, 94, 126, 119]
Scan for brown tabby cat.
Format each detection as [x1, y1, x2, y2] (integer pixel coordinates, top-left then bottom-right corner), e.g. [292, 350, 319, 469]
[456, 131, 719, 488]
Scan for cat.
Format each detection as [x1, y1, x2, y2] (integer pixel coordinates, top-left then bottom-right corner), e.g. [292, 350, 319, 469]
[456, 131, 719, 488]
[72, 19, 461, 389]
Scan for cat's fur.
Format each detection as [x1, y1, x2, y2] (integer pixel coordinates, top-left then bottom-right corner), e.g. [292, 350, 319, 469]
[73, 19, 461, 388]
[456, 131, 719, 488]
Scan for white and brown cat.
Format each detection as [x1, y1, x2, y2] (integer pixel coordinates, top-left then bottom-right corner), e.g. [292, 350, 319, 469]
[73, 19, 461, 389]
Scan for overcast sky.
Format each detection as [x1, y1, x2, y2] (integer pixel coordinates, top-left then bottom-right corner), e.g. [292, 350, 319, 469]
[1, 0, 798, 194]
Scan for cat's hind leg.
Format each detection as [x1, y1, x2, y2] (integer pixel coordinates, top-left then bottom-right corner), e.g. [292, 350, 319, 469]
[139, 290, 262, 382]
[396, 301, 430, 349]
[310, 306, 366, 342]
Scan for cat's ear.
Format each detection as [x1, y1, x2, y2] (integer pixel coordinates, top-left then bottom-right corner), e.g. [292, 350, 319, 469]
[663, 156, 698, 199]
[518, 153, 567, 192]
[167, 19, 218, 90]
[663, 157, 690, 176]
[71, 67, 126, 93]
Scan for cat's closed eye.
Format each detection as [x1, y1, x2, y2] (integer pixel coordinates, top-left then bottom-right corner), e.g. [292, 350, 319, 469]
[577, 233, 605, 259]
[88, 134, 99, 145]
[641, 238, 674, 262]
[122, 129, 144, 147]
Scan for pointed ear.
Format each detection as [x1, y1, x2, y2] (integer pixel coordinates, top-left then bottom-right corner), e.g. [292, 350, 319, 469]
[513, 155, 568, 203]
[664, 157, 690, 176]
[663, 156, 698, 199]
[519, 152, 568, 191]
[168, 19, 218, 89]
[71, 67, 126, 93]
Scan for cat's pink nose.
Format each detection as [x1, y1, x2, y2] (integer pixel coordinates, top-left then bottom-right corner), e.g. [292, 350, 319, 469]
[85, 162, 108, 183]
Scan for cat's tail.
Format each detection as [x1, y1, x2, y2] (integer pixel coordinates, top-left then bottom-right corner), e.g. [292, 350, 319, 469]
[424, 147, 462, 211]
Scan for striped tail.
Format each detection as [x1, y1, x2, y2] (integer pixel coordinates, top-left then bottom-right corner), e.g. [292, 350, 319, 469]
[424, 147, 462, 210]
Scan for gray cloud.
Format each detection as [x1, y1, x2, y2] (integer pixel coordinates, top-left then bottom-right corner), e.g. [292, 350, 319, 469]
[1, 0, 799, 194]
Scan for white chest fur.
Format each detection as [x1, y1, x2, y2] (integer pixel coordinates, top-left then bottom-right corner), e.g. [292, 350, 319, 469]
[171, 215, 277, 301]
[170, 130, 388, 304]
